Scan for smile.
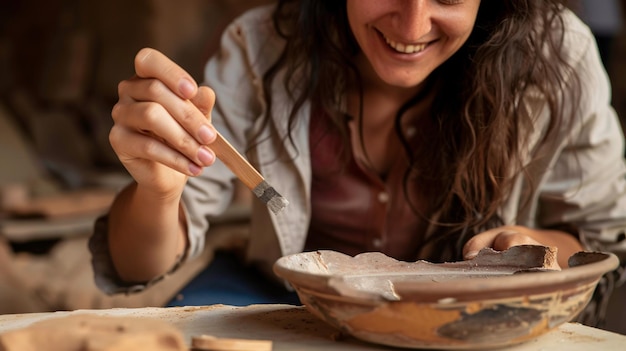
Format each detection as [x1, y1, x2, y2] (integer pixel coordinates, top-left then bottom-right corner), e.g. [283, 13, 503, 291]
[383, 35, 428, 54]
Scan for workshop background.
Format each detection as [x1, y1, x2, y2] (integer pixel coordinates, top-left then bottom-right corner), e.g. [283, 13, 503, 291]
[1, 0, 625, 335]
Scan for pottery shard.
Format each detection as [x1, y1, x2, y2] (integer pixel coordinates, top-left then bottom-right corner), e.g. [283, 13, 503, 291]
[0, 314, 187, 351]
[471, 245, 561, 271]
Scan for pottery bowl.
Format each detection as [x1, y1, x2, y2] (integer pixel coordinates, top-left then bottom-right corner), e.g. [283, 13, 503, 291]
[273, 246, 619, 350]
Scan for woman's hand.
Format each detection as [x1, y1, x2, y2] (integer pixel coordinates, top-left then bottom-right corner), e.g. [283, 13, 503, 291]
[462, 225, 584, 269]
[107, 48, 219, 282]
[110, 48, 218, 199]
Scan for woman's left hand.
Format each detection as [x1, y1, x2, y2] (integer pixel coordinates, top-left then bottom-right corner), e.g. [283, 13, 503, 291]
[462, 225, 583, 269]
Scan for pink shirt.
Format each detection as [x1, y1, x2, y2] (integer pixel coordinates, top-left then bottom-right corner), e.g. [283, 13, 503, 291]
[305, 111, 431, 261]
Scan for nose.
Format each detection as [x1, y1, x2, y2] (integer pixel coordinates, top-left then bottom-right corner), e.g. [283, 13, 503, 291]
[394, 0, 432, 42]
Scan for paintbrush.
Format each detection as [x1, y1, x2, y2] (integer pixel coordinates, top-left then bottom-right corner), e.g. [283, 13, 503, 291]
[210, 131, 289, 214]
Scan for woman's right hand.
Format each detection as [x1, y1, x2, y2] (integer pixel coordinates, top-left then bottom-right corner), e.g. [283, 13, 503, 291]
[110, 48, 218, 199]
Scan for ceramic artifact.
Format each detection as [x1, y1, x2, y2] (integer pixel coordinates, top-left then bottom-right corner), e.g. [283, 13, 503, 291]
[273, 245, 619, 350]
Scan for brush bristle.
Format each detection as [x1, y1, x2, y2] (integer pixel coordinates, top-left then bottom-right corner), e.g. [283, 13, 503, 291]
[253, 181, 289, 214]
[267, 195, 289, 214]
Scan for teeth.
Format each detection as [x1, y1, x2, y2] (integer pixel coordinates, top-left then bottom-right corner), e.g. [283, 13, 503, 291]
[384, 36, 426, 54]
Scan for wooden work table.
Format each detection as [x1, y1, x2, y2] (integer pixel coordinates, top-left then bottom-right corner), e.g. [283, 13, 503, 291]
[1, 304, 625, 350]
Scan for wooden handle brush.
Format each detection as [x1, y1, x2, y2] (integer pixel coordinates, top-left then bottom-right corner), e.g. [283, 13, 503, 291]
[210, 131, 289, 214]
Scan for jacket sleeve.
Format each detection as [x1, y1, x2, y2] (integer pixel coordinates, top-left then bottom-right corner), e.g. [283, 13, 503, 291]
[536, 14, 626, 264]
[182, 5, 277, 262]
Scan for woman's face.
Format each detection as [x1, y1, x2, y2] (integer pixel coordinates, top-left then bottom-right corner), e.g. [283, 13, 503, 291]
[347, 0, 481, 89]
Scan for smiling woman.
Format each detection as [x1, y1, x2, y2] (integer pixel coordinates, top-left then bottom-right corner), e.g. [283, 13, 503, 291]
[90, 0, 626, 328]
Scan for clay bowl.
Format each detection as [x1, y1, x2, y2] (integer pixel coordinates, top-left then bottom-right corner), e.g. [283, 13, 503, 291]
[273, 246, 619, 350]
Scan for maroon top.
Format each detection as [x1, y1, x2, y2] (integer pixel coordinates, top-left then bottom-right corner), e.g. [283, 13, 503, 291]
[304, 111, 430, 262]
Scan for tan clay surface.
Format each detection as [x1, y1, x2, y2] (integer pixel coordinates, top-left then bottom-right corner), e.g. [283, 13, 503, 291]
[0, 305, 625, 350]
[0, 314, 187, 351]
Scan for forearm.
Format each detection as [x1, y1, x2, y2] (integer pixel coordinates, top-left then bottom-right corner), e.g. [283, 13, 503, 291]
[107, 182, 187, 283]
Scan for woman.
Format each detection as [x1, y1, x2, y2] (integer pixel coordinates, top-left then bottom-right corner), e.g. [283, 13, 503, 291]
[91, 0, 626, 324]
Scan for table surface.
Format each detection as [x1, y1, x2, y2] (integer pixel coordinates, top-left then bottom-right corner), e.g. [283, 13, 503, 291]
[1, 304, 625, 350]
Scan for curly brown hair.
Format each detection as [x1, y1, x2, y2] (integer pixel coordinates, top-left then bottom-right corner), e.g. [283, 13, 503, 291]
[261, 0, 580, 261]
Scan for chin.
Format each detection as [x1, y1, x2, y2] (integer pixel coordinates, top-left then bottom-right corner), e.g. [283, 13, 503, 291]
[383, 74, 429, 89]
[374, 65, 433, 89]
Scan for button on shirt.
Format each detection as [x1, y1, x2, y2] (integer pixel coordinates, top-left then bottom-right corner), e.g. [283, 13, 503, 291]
[305, 111, 430, 262]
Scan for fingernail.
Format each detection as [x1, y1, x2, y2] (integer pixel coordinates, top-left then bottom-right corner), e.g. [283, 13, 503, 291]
[198, 125, 215, 144]
[189, 163, 202, 175]
[179, 78, 195, 98]
[197, 147, 214, 165]
[464, 251, 479, 260]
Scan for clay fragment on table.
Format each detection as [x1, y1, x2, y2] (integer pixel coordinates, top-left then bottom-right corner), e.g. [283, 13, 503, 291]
[191, 334, 273, 351]
[0, 314, 187, 351]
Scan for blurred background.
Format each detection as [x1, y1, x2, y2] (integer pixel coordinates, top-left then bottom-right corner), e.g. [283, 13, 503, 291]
[0, 0, 624, 334]
[0, 0, 272, 316]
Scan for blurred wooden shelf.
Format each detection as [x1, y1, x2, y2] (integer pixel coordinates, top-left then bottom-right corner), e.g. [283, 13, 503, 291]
[0, 212, 102, 242]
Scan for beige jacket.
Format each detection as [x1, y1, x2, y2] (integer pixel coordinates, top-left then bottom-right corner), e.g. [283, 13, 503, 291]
[92, 5, 626, 293]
